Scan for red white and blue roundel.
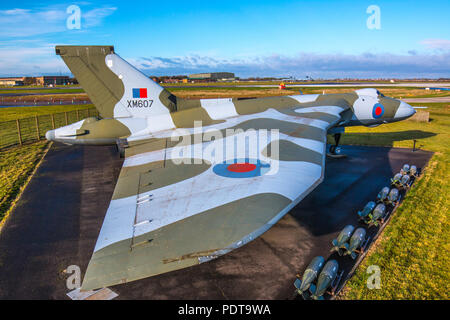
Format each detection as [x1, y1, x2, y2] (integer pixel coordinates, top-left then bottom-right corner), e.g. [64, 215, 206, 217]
[213, 158, 271, 178]
[372, 103, 385, 119]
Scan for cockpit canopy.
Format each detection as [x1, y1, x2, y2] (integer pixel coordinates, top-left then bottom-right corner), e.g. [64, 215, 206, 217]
[354, 88, 385, 97]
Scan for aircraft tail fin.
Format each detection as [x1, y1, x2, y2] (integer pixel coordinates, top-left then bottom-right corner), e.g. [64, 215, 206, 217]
[56, 45, 177, 119]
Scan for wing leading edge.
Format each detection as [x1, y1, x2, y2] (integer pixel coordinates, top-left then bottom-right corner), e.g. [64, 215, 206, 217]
[81, 104, 348, 290]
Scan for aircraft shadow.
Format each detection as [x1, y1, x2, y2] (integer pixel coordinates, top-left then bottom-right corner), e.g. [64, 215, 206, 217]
[338, 130, 436, 148]
[288, 144, 434, 237]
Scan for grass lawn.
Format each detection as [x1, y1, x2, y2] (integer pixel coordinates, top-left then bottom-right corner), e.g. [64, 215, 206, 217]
[337, 102, 449, 299]
[0, 104, 94, 121]
[0, 141, 49, 227]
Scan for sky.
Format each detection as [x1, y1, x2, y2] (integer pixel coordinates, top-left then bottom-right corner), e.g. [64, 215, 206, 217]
[0, 0, 449, 78]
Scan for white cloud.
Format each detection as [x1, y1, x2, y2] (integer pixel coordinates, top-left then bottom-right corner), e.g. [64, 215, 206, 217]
[420, 39, 450, 50]
[0, 43, 66, 76]
[83, 7, 117, 27]
[1, 8, 30, 15]
[1, 43, 449, 78]
[128, 51, 450, 78]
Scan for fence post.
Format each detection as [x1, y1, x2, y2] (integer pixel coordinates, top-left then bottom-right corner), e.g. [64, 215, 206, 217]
[87, 108, 90, 117]
[65, 112, 68, 125]
[35, 115, 40, 140]
[76, 109, 79, 121]
[51, 114, 55, 129]
[16, 119, 22, 146]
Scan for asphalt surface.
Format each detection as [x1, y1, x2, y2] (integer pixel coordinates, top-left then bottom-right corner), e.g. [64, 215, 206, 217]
[0, 143, 433, 299]
[0, 101, 91, 108]
[403, 97, 450, 103]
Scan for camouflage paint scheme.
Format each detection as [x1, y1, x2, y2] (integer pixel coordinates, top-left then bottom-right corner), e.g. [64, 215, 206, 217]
[46, 46, 416, 290]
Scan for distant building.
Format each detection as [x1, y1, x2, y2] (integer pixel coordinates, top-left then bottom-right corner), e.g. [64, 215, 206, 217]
[34, 76, 70, 86]
[0, 76, 72, 86]
[188, 72, 235, 81]
[0, 77, 25, 86]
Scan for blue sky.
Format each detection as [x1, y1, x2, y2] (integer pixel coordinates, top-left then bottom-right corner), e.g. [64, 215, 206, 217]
[0, 0, 449, 78]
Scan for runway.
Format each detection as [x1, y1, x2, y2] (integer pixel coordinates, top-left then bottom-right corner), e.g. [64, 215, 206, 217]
[0, 143, 432, 299]
[165, 82, 450, 89]
[403, 97, 450, 103]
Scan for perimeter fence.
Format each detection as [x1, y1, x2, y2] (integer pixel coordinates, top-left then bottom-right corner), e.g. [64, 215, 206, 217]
[0, 107, 98, 150]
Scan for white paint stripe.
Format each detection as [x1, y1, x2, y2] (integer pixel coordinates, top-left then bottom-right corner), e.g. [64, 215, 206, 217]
[294, 106, 344, 116]
[127, 108, 329, 143]
[200, 98, 238, 119]
[289, 94, 320, 103]
[94, 196, 136, 251]
[123, 129, 324, 168]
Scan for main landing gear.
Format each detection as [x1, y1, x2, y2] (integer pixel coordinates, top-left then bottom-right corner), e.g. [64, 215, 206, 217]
[327, 129, 347, 158]
[329, 133, 341, 155]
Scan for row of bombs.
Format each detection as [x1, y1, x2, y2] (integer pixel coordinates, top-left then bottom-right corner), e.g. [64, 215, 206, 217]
[357, 164, 418, 227]
[293, 164, 419, 300]
[391, 164, 418, 189]
[293, 225, 369, 300]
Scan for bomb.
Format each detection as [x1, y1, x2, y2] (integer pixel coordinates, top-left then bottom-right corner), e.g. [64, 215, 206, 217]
[367, 203, 386, 226]
[294, 256, 325, 297]
[309, 260, 340, 300]
[387, 188, 399, 204]
[401, 164, 410, 175]
[331, 225, 355, 255]
[391, 173, 403, 186]
[358, 201, 376, 219]
[343, 228, 367, 259]
[400, 174, 410, 187]
[377, 186, 390, 202]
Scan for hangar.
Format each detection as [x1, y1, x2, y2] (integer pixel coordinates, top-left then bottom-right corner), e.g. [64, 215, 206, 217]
[0, 77, 25, 86]
[34, 76, 70, 86]
[0, 76, 70, 86]
[188, 72, 235, 81]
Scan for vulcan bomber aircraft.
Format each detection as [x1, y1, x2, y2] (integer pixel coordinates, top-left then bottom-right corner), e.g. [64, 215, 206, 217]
[46, 46, 416, 291]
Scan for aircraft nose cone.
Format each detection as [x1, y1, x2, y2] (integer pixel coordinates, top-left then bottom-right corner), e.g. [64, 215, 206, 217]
[395, 101, 416, 119]
[45, 130, 55, 141]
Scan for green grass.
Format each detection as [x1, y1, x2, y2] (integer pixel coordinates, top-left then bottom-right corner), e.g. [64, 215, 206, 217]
[0, 141, 49, 226]
[338, 102, 449, 299]
[0, 104, 94, 121]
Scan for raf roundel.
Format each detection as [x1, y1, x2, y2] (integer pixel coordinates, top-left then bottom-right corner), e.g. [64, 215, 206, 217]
[372, 103, 385, 119]
[213, 159, 271, 178]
